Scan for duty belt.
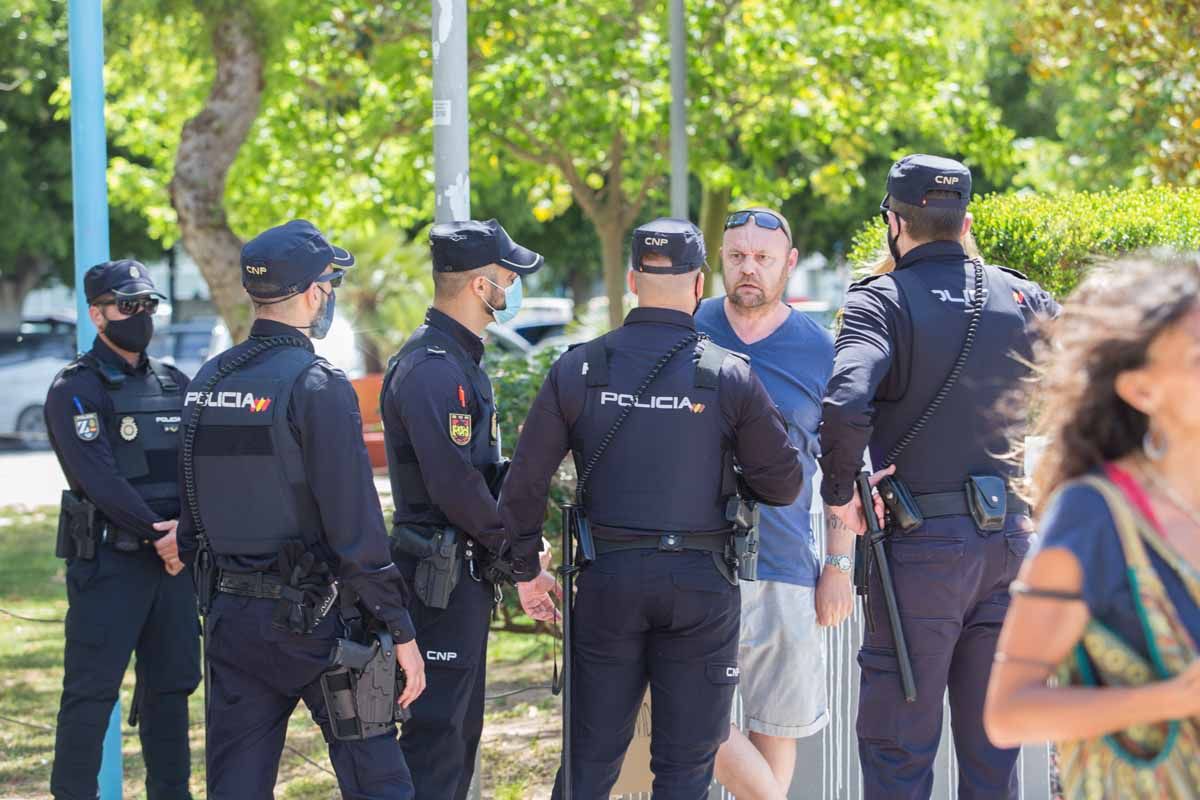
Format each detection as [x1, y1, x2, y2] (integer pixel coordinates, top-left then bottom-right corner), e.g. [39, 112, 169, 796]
[914, 491, 1029, 519]
[216, 570, 284, 600]
[594, 531, 730, 556]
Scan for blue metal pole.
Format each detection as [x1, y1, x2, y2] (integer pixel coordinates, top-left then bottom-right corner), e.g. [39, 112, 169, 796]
[68, 1, 122, 797]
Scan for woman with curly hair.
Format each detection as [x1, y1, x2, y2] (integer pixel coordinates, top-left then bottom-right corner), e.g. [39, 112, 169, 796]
[984, 252, 1200, 798]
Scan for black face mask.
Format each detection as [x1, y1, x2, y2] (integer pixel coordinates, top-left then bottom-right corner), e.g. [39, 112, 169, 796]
[104, 312, 154, 353]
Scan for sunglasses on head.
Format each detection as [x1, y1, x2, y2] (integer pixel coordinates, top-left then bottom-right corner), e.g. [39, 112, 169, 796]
[724, 210, 791, 242]
[100, 296, 160, 316]
[313, 269, 345, 289]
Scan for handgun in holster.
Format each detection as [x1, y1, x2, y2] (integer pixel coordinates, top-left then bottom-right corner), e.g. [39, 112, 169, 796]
[724, 494, 760, 582]
[391, 525, 461, 610]
[56, 490, 97, 561]
[321, 631, 411, 741]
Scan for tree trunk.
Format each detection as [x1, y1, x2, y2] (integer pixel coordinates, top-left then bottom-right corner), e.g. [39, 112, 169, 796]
[169, 9, 263, 342]
[597, 221, 627, 330]
[0, 256, 50, 331]
[698, 180, 731, 297]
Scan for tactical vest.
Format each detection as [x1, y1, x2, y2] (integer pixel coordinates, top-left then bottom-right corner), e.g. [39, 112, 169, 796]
[572, 334, 736, 535]
[869, 261, 1035, 494]
[185, 340, 323, 556]
[382, 324, 501, 522]
[72, 354, 184, 519]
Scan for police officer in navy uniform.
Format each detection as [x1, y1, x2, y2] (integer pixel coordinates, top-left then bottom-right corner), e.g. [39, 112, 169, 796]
[177, 220, 425, 799]
[381, 218, 553, 799]
[820, 155, 1060, 799]
[501, 218, 803, 799]
[45, 261, 200, 799]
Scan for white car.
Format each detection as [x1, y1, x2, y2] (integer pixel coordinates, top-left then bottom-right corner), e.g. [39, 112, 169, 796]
[0, 330, 75, 445]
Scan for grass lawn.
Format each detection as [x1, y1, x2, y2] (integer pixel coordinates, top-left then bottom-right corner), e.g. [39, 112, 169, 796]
[0, 508, 560, 799]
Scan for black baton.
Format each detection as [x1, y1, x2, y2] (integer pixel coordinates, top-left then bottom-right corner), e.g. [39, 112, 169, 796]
[558, 504, 578, 800]
[857, 472, 918, 704]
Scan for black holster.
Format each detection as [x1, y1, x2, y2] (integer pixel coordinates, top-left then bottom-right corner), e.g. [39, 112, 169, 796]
[56, 490, 97, 561]
[723, 494, 760, 582]
[878, 474, 924, 535]
[391, 525, 461, 609]
[321, 631, 410, 741]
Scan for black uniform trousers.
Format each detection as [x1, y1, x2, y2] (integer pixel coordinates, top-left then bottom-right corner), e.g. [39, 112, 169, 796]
[52, 546, 200, 800]
[856, 513, 1033, 800]
[205, 594, 414, 800]
[394, 554, 494, 800]
[553, 549, 741, 800]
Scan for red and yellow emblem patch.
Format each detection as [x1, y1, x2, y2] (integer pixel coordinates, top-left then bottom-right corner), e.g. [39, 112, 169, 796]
[449, 413, 472, 446]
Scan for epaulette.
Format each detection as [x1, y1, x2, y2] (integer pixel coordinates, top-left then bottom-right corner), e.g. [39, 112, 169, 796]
[995, 265, 1031, 282]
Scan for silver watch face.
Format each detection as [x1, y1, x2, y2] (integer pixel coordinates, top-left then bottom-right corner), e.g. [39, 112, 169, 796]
[827, 554, 852, 572]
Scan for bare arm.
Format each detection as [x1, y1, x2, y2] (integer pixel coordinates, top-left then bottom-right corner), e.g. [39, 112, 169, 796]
[984, 546, 1200, 747]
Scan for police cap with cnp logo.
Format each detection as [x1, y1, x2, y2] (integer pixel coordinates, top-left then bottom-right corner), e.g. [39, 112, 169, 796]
[429, 219, 544, 275]
[240, 219, 355, 299]
[884, 154, 972, 209]
[631, 217, 707, 274]
[84, 260, 165, 304]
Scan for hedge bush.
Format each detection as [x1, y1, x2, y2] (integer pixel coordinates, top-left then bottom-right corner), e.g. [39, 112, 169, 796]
[848, 187, 1200, 297]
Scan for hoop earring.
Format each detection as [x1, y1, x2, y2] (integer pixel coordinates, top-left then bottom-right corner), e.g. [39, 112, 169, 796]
[1143, 425, 1168, 461]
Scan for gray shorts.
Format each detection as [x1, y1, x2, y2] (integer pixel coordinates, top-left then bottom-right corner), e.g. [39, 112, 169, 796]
[737, 579, 830, 738]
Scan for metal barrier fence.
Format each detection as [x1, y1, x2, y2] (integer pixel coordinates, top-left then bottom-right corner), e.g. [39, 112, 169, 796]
[478, 506, 1053, 800]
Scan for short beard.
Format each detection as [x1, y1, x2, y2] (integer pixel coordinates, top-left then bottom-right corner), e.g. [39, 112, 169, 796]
[725, 272, 788, 312]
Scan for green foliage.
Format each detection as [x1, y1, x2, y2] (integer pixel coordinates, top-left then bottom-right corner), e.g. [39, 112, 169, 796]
[491, 346, 576, 548]
[339, 229, 432, 371]
[1, 0, 154, 295]
[1018, 0, 1200, 188]
[848, 187, 1200, 296]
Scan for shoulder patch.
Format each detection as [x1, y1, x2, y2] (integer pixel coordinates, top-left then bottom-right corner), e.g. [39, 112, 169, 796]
[74, 412, 100, 441]
[448, 412, 472, 446]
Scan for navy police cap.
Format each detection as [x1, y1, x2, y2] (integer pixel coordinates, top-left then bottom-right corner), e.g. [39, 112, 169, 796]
[885, 154, 972, 209]
[430, 219, 544, 275]
[240, 220, 355, 299]
[631, 218, 707, 274]
[84, 259, 165, 304]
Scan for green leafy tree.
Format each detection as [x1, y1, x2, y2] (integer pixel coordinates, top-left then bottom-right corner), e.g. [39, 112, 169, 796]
[0, 0, 153, 328]
[1018, 0, 1200, 187]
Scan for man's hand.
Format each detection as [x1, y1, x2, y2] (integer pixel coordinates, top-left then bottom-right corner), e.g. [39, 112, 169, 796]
[396, 639, 426, 709]
[152, 520, 184, 576]
[517, 570, 562, 623]
[827, 465, 896, 535]
[815, 562, 854, 627]
[539, 538, 553, 572]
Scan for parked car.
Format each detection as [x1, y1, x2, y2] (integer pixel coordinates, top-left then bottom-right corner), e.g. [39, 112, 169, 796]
[148, 318, 220, 378]
[0, 319, 76, 445]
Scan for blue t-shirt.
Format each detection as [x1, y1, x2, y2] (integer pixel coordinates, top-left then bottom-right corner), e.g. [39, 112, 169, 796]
[1038, 481, 1200, 661]
[696, 298, 834, 586]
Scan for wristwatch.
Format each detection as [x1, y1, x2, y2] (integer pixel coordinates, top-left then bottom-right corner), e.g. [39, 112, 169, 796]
[824, 554, 852, 574]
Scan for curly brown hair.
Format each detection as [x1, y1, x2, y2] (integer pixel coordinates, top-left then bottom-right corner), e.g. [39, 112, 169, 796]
[1023, 251, 1200, 506]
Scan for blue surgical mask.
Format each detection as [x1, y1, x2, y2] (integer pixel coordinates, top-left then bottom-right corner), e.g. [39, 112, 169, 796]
[310, 286, 336, 339]
[483, 275, 523, 324]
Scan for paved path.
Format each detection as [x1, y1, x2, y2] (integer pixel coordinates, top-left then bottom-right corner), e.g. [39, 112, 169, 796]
[0, 447, 395, 510]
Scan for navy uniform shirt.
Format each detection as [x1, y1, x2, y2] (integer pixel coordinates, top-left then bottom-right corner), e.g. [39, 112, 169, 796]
[820, 241, 1060, 505]
[500, 307, 803, 567]
[382, 308, 506, 550]
[46, 337, 188, 537]
[177, 319, 414, 643]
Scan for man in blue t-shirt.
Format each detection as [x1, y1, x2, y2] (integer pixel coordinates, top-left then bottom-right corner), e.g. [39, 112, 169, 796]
[698, 207, 838, 798]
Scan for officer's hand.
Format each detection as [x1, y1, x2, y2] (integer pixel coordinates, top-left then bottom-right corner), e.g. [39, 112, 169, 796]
[396, 639, 425, 709]
[829, 465, 896, 535]
[815, 564, 854, 627]
[152, 521, 184, 576]
[517, 570, 561, 623]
